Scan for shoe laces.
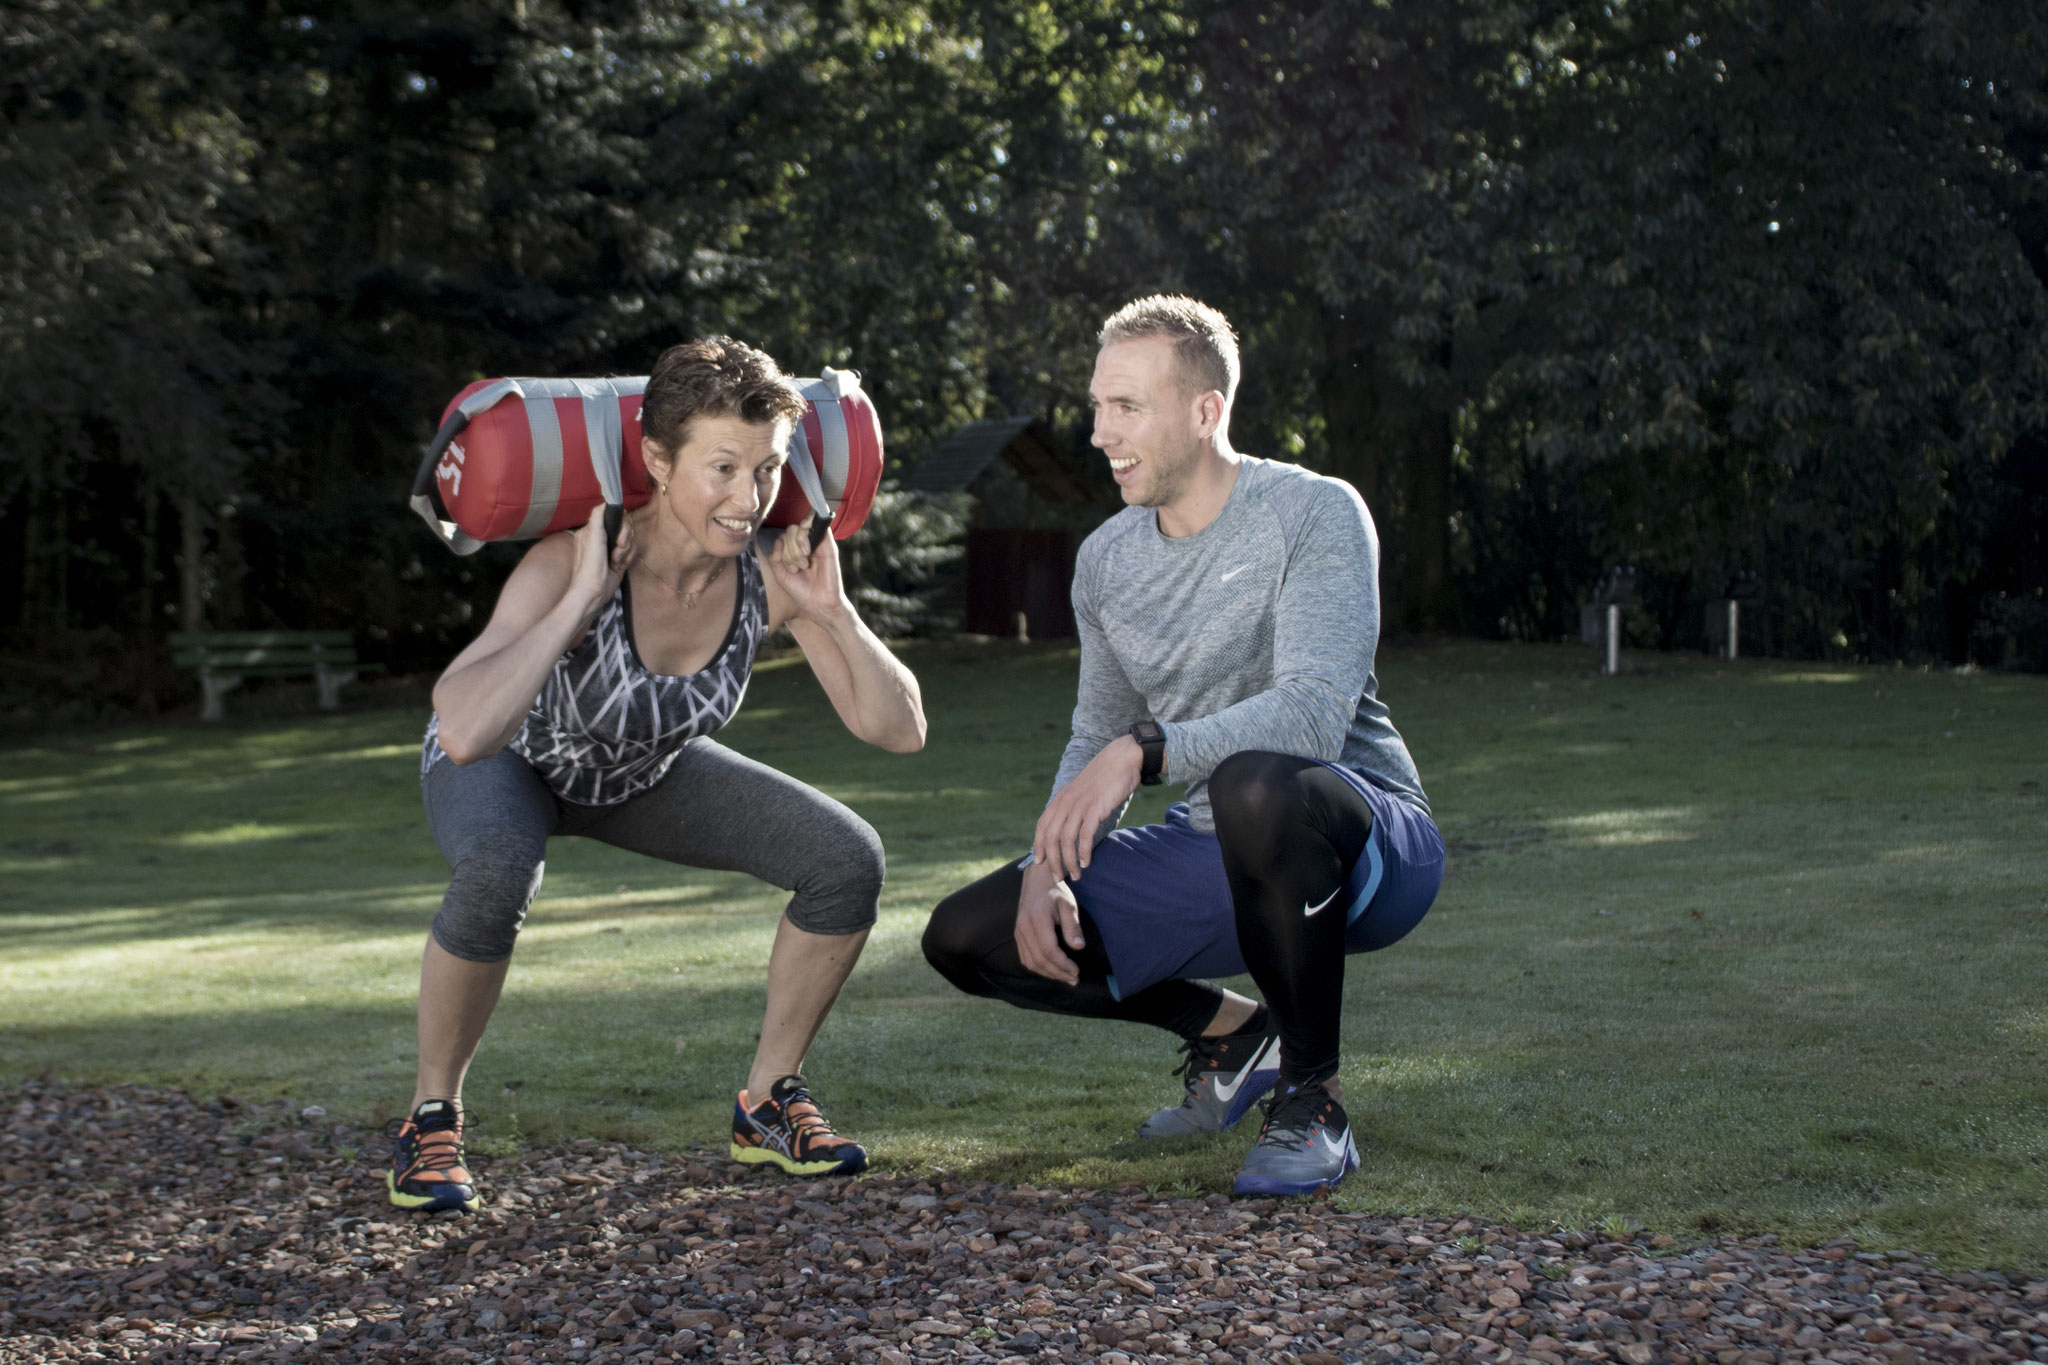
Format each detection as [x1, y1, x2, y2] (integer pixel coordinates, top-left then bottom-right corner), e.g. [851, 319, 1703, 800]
[386, 1106, 479, 1177]
[1169, 1035, 1215, 1083]
[1170, 1031, 1239, 1082]
[770, 1081, 842, 1143]
[1253, 1083, 1331, 1148]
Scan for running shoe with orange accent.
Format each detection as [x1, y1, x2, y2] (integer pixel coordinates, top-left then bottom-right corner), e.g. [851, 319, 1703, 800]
[1138, 1016, 1281, 1140]
[386, 1099, 482, 1212]
[730, 1074, 868, 1176]
[1231, 1080, 1359, 1197]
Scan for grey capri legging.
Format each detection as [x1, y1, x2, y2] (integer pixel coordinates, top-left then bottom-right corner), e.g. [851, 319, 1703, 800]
[422, 737, 885, 962]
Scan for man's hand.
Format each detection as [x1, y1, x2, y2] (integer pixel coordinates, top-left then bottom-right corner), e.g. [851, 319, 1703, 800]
[1032, 733, 1145, 882]
[1014, 860, 1085, 985]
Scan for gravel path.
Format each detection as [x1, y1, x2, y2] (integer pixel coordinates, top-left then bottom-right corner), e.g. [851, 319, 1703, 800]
[3, 1082, 2043, 1365]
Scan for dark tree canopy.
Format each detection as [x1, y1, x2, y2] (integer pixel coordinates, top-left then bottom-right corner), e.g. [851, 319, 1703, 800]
[2, 0, 2044, 715]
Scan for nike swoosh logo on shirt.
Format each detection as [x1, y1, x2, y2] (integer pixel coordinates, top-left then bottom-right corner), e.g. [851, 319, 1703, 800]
[1304, 886, 1341, 917]
[1220, 564, 1249, 582]
[1212, 1036, 1276, 1102]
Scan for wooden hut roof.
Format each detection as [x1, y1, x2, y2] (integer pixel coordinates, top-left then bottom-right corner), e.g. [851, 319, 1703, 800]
[899, 417, 1094, 504]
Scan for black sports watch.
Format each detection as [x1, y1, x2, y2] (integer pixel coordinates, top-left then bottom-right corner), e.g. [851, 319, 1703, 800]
[1131, 720, 1166, 786]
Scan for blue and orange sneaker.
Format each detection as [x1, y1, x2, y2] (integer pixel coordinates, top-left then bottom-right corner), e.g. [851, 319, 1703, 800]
[386, 1099, 482, 1213]
[730, 1074, 868, 1176]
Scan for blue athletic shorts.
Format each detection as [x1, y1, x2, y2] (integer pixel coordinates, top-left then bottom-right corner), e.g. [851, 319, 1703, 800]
[1061, 762, 1445, 1000]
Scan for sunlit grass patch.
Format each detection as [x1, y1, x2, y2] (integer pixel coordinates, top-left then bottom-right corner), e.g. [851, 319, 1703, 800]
[1547, 805, 1699, 846]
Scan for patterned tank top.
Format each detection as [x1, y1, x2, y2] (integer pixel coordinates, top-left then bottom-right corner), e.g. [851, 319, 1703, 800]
[421, 547, 769, 805]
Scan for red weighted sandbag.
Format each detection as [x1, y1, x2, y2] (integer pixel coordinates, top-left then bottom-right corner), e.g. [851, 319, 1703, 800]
[409, 369, 882, 555]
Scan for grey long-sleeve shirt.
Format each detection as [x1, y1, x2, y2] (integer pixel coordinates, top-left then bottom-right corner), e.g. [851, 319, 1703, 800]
[1052, 454, 1429, 840]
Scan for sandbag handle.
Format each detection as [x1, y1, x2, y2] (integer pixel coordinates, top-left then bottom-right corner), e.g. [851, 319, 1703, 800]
[410, 409, 484, 556]
[410, 379, 526, 556]
[784, 367, 863, 548]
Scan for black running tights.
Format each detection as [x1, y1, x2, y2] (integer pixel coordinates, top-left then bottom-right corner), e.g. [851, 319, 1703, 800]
[920, 751, 1372, 1084]
[919, 862, 1226, 1039]
[1209, 751, 1374, 1087]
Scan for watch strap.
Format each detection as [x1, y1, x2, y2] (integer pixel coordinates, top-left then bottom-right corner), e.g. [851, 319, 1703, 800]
[1131, 720, 1165, 786]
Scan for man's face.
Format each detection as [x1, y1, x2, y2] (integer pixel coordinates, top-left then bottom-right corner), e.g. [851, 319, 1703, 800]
[1089, 336, 1209, 510]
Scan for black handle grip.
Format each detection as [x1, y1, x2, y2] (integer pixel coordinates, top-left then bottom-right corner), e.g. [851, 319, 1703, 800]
[413, 410, 472, 500]
[809, 512, 833, 552]
[604, 503, 623, 558]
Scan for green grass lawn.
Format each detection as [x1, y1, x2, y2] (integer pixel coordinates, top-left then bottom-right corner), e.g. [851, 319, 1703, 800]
[4, 639, 2046, 1269]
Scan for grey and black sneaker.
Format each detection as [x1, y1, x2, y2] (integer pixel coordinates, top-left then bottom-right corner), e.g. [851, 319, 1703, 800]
[1137, 1019, 1282, 1140]
[1231, 1080, 1359, 1197]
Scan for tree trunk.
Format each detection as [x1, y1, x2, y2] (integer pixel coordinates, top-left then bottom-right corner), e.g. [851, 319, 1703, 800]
[18, 464, 67, 634]
[1315, 308, 1386, 511]
[1315, 309, 1458, 633]
[179, 493, 207, 631]
[1399, 404, 1456, 633]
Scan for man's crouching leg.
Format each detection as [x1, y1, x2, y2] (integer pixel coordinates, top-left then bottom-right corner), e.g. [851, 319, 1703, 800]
[923, 860, 1259, 1129]
[1213, 751, 1374, 1195]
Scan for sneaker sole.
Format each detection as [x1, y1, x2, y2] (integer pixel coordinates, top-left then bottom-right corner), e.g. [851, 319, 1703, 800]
[1232, 1139, 1361, 1198]
[1231, 1168, 1353, 1197]
[385, 1171, 482, 1213]
[729, 1141, 867, 1177]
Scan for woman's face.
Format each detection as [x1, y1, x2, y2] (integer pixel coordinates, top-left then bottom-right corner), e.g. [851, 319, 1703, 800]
[644, 414, 789, 556]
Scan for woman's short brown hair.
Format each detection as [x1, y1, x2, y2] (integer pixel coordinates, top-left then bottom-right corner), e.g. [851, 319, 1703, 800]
[641, 336, 807, 452]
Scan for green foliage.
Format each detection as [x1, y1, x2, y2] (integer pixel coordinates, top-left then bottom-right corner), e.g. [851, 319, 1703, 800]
[1169, 1, 2048, 647]
[2, 0, 2045, 708]
[840, 490, 973, 639]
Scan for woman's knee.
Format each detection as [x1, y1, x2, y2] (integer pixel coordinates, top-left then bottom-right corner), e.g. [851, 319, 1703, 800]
[431, 835, 545, 962]
[786, 814, 885, 935]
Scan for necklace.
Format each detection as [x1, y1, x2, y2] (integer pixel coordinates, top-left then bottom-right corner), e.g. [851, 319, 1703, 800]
[644, 558, 726, 609]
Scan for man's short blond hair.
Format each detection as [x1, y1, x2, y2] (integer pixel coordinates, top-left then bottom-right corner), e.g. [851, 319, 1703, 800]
[1099, 295, 1240, 404]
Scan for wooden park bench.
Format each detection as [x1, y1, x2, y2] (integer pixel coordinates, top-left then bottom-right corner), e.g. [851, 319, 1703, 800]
[169, 631, 376, 720]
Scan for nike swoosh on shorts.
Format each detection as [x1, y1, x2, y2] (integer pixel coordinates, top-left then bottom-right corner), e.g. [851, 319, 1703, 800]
[1304, 886, 1341, 917]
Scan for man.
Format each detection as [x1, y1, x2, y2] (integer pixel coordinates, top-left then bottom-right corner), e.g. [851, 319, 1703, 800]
[922, 295, 1444, 1195]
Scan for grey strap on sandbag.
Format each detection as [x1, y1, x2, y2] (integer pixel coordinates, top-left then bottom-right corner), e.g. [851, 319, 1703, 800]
[786, 369, 864, 547]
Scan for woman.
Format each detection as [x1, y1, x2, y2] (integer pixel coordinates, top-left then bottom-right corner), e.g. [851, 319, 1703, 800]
[393, 337, 925, 1213]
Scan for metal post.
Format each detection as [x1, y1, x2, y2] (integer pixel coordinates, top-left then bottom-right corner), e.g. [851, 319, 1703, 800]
[1604, 604, 1620, 675]
[1726, 599, 1740, 661]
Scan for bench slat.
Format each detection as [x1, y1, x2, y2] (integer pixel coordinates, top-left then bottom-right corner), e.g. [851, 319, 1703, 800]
[179, 662, 357, 677]
[175, 649, 359, 670]
[171, 631, 354, 649]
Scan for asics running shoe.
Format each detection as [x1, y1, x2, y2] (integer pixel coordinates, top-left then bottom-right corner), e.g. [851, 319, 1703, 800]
[1231, 1080, 1360, 1197]
[386, 1099, 482, 1213]
[1138, 1019, 1282, 1140]
[730, 1074, 868, 1176]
